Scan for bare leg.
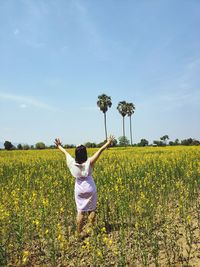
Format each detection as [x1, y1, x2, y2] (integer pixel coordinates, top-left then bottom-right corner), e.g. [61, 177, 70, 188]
[77, 211, 85, 233]
[88, 211, 96, 225]
[77, 210, 96, 237]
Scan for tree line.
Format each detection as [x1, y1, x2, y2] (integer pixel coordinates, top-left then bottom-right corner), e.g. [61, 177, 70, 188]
[2, 136, 199, 151]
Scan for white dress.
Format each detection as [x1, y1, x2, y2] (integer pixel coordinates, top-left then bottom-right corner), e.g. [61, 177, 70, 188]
[66, 153, 97, 212]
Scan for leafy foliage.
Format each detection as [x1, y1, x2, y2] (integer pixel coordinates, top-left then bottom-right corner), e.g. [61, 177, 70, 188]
[4, 141, 14, 150]
[97, 94, 112, 113]
[117, 101, 128, 117]
[118, 136, 129, 146]
[138, 139, 149, 147]
[126, 102, 135, 117]
[35, 142, 46, 149]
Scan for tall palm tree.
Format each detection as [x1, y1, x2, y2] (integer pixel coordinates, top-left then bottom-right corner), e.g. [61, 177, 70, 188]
[117, 101, 128, 138]
[126, 102, 135, 146]
[97, 94, 112, 140]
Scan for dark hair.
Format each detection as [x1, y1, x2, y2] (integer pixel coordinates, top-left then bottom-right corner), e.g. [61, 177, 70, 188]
[75, 145, 87, 164]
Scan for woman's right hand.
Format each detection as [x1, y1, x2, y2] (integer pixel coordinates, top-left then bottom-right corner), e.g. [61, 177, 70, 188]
[54, 138, 62, 147]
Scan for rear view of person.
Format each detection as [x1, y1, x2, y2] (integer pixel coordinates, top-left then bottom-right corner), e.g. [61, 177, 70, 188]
[54, 135, 115, 235]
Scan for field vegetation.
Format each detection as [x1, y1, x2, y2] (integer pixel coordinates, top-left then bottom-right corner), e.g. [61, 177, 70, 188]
[0, 146, 200, 266]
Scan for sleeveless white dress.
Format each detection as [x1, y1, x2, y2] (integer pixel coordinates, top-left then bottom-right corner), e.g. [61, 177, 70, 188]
[66, 153, 97, 212]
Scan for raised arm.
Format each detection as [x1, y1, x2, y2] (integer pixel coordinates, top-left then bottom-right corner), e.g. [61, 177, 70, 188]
[54, 138, 68, 156]
[90, 135, 115, 167]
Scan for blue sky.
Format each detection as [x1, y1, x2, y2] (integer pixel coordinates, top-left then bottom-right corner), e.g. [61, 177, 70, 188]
[0, 0, 200, 146]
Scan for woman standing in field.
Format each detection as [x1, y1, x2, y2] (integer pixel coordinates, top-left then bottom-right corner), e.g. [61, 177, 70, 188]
[54, 136, 114, 235]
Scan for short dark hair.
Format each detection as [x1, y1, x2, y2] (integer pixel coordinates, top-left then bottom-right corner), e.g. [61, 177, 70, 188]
[75, 145, 87, 164]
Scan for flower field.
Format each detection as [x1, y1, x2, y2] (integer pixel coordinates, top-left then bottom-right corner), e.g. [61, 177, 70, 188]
[0, 146, 200, 266]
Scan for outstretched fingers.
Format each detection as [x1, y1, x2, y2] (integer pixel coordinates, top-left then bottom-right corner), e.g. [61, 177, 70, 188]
[108, 135, 115, 144]
[54, 138, 62, 146]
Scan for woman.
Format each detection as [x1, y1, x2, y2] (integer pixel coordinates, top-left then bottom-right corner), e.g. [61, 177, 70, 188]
[54, 135, 115, 234]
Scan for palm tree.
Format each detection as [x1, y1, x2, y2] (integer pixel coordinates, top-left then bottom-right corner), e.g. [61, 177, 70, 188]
[117, 101, 128, 138]
[126, 102, 135, 146]
[97, 94, 112, 140]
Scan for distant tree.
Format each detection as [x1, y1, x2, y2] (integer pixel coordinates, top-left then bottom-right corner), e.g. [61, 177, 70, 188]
[49, 145, 56, 149]
[181, 138, 193, 146]
[35, 142, 46, 149]
[17, 144, 23, 150]
[118, 136, 129, 147]
[181, 138, 200, 146]
[23, 144, 30, 150]
[126, 102, 135, 146]
[64, 144, 75, 149]
[112, 138, 118, 147]
[169, 139, 180, 146]
[192, 139, 200, 145]
[117, 101, 128, 138]
[97, 94, 112, 140]
[160, 135, 169, 145]
[175, 139, 179, 145]
[91, 143, 97, 148]
[4, 141, 14, 150]
[84, 142, 97, 148]
[30, 145, 34, 149]
[153, 140, 165, 146]
[138, 139, 149, 147]
[169, 141, 175, 146]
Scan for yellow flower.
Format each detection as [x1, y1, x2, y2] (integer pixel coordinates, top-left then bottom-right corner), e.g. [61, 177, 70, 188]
[23, 250, 29, 257]
[45, 229, 49, 234]
[85, 241, 89, 246]
[108, 239, 113, 246]
[103, 236, 107, 243]
[22, 250, 30, 264]
[33, 219, 39, 226]
[97, 250, 102, 257]
[101, 227, 106, 233]
[186, 215, 191, 224]
[42, 198, 49, 207]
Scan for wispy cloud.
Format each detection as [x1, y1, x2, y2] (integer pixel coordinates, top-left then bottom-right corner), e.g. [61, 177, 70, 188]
[137, 88, 200, 113]
[144, 53, 200, 110]
[159, 89, 200, 109]
[12, 1, 48, 49]
[73, 0, 107, 60]
[0, 92, 57, 111]
[137, 54, 200, 111]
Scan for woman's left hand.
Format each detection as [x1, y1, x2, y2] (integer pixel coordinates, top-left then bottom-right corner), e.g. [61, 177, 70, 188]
[107, 135, 115, 145]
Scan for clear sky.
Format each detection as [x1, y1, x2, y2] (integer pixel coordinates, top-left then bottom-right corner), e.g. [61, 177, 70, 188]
[0, 0, 200, 146]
